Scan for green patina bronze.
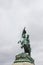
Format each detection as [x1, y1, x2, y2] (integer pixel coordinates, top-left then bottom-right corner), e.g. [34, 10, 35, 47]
[14, 28, 34, 64]
[14, 53, 34, 64]
[18, 27, 31, 56]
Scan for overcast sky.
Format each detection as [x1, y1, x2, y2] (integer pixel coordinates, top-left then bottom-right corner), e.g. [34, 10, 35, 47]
[0, 0, 43, 65]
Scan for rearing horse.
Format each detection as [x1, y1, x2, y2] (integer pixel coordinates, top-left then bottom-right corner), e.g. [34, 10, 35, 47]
[18, 28, 31, 56]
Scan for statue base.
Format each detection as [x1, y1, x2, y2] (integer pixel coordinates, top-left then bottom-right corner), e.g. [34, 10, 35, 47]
[12, 62, 34, 65]
[14, 53, 34, 64]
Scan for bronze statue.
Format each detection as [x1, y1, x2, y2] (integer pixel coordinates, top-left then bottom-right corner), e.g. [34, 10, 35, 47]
[14, 28, 34, 64]
[18, 27, 31, 56]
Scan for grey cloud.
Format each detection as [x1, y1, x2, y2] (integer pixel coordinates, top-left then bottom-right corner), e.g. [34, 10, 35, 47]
[30, 24, 43, 41]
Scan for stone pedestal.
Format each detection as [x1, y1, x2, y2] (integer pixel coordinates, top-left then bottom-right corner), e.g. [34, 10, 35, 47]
[12, 62, 34, 65]
[12, 53, 34, 65]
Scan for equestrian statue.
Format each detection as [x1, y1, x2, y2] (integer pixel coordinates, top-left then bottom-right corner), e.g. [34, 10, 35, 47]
[18, 27, 31, 56]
